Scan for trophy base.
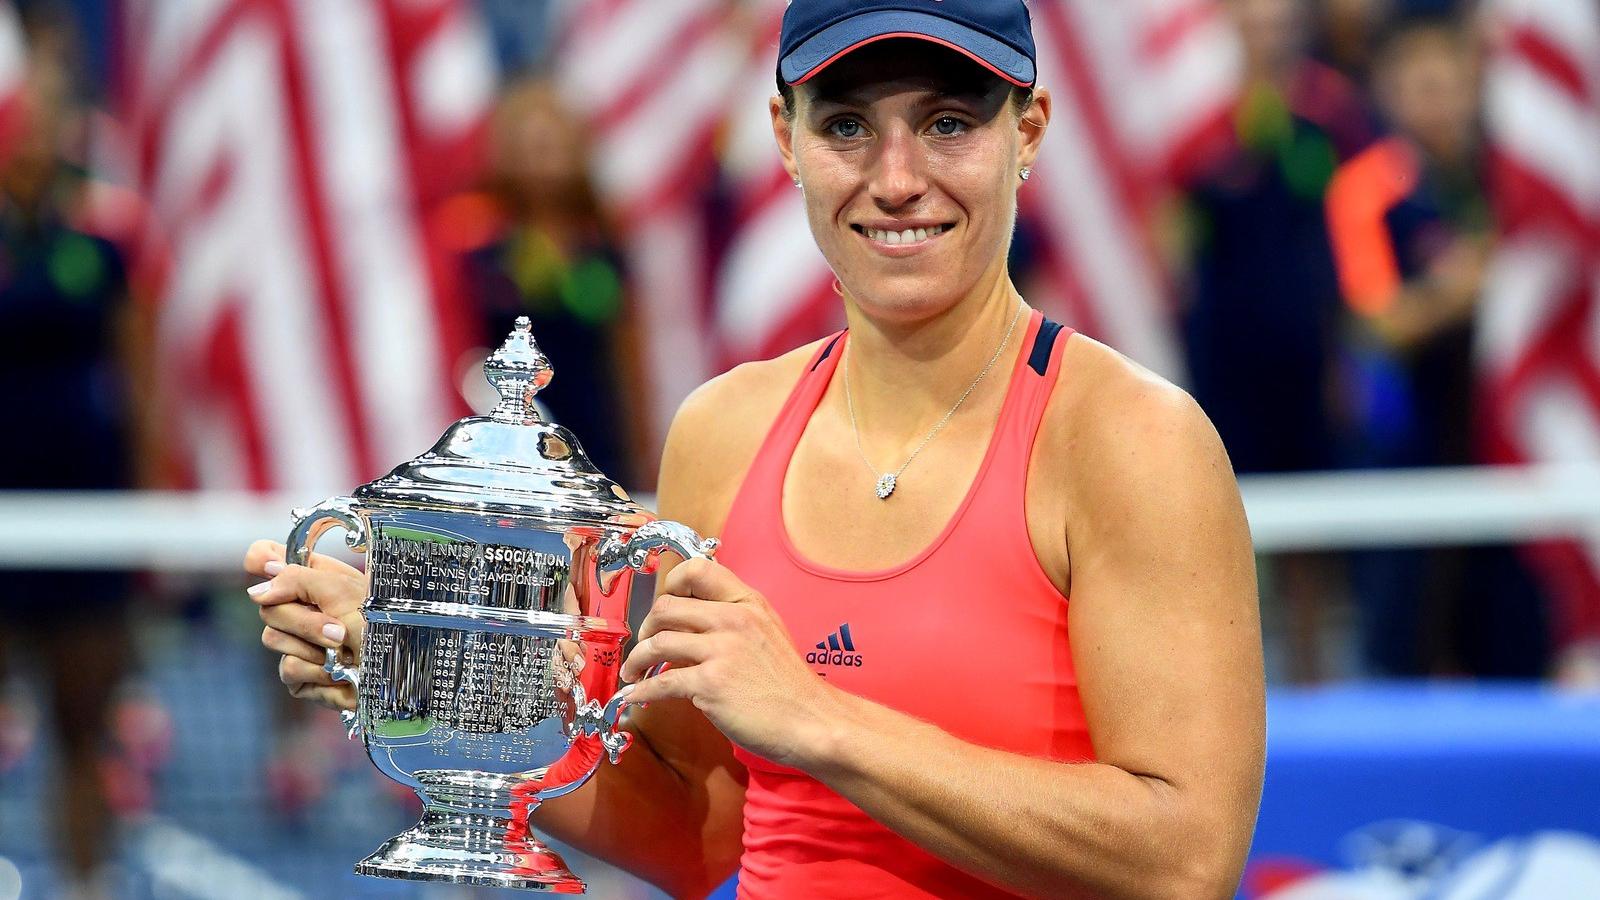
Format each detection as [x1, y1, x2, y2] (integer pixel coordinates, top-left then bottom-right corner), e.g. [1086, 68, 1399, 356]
[354, 833, 584, 893]
[354, 789, 585, 893]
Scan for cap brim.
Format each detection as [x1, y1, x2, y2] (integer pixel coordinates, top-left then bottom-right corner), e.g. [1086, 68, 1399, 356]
[780, 10, 1035, 88]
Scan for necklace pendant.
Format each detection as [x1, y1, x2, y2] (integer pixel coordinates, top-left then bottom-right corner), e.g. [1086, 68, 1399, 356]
[875, 473, 897, 500]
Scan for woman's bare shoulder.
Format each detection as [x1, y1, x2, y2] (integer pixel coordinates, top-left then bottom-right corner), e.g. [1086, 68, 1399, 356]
[1037, 331, 1248, 602]
[656, 335, 837, 533]
[1046, 333, 1233, 498]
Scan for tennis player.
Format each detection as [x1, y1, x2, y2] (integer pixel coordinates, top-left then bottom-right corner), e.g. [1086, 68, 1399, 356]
[247, 2, 1265, 896]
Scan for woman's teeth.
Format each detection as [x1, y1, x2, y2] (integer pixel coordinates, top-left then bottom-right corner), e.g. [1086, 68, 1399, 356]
[864, 224, 948, 244]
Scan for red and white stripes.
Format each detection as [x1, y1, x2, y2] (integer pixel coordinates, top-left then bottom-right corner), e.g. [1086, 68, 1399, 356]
[0, 1, 25, 158]
[116, 0, 492, 494]
[1481, 0, 1600, 641]
[554, 0, 755, 458]
[1025, 0, 1238, 382]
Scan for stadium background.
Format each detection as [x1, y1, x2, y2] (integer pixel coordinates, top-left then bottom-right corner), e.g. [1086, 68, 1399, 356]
[2, 0, 1600, 897]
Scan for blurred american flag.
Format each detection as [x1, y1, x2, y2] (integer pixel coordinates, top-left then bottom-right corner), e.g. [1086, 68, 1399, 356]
[116, 0, 1239, 490]
[555, 0, 1240, 462]
[111, 0, 496, 494]
[1481, 0, 1600, 643]
[0, 0, 24, 155]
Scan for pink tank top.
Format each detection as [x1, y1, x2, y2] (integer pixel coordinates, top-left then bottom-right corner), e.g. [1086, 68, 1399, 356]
[713, 310, 1095, 898]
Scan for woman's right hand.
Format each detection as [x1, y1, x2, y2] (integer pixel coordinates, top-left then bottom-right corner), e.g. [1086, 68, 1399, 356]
[244, 539, 367, 711]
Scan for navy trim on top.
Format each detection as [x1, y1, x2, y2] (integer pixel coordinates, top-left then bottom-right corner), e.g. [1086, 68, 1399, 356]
[1028, 318, 1063, 376]
[811, 332, 845, 371]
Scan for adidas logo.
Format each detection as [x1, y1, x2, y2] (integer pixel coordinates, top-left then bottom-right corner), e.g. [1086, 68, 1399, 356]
[805, 623, 864, 668]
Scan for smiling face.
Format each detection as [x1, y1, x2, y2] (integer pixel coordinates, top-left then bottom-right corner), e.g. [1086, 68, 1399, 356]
[771, 40, 1048, 325]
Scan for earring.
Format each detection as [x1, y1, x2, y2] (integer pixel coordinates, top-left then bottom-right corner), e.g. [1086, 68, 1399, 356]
[793, 178, 803, 189]
[1019, 167, 1032, 182]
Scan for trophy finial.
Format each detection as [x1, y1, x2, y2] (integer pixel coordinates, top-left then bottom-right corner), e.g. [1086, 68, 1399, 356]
[485, 316, 553, 423]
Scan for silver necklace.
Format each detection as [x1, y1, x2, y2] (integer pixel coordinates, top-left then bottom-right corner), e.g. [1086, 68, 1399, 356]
[844, 300, 1025, 500]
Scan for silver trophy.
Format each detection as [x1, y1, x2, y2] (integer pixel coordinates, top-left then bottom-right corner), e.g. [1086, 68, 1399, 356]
[286, 318, 717, 892]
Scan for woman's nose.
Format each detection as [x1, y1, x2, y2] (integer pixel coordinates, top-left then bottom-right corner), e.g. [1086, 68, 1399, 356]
[869, 128, 928, 210]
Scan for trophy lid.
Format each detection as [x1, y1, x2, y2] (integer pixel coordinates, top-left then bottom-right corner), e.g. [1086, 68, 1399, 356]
[352, 317, 647, 524]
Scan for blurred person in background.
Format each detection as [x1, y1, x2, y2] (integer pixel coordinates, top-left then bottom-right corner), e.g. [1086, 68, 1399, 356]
[1326, 14, 1548, 677]
[1317, 0, 1391, 82]
[1314, 0, 1472, 85]
[0, 8, 143, 897]
[1181, 0, 1374, 681]
[440, 75, 644, 487]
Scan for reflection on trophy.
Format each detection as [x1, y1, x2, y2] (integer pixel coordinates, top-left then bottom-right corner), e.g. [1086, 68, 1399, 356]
[285, 318, 718, 892]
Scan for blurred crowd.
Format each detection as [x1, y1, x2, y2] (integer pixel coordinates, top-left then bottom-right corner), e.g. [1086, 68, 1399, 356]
[0, 0, 1581, 895]
[1172, 0, 1548, 685]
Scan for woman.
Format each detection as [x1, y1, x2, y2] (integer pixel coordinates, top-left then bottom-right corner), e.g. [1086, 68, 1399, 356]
[246, 2, 1265, 896]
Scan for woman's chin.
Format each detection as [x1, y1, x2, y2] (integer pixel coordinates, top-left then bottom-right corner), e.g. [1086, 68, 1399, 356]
[847, 282, 970, 324]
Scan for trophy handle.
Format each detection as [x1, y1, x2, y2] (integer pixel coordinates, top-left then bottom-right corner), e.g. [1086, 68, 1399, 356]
[587, 519, 720, 750]
[574, 684, 638, 766]
[595, 519, 720, 577]
[596, 518, 720, 680]
[286, 496, 369, 738]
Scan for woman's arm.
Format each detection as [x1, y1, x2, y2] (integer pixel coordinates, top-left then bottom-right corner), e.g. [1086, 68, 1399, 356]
[626, 373, 1264, 898]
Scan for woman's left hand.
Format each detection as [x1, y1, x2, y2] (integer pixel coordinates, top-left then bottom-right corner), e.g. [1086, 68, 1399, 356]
[621, 557, 843, 770]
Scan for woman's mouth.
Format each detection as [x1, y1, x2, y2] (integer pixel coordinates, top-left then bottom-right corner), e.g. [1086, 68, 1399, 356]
[852, 223, 955, 252]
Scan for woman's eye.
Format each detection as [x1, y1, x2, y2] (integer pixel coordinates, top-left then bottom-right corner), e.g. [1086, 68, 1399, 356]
[829, 119, 864, 139]
[932, 117, 966, 136]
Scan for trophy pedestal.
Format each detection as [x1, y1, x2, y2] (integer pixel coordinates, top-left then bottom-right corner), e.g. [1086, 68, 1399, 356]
[354, 784, 585, 893]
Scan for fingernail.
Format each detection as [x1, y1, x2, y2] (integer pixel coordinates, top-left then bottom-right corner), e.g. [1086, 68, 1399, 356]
[264, 560, 285, 576]
[322, 622, 346, 643]
[247, 580, 272, 597]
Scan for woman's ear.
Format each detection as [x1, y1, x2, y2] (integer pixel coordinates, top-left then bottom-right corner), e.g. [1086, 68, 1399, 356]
[770, 94, 800, 184]
[1016, 86, 1051, 174]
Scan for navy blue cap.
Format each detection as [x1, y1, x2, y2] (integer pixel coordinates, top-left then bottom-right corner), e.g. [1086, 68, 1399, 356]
[778, 1, 1036, 88]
